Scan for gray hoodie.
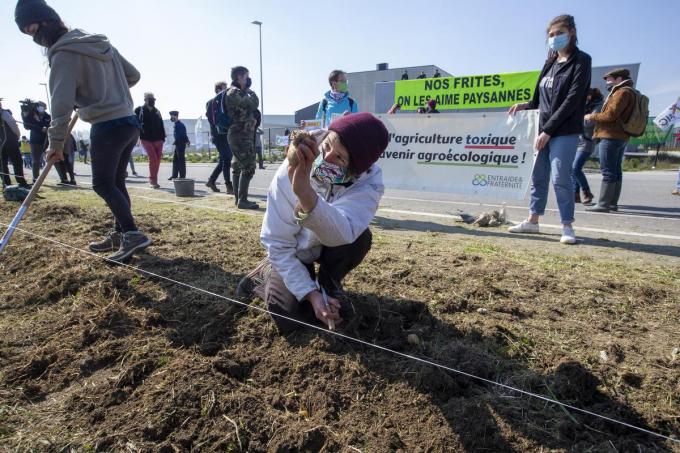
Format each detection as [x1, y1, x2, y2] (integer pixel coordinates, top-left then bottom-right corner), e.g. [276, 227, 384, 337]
[47, 29, 140, 151]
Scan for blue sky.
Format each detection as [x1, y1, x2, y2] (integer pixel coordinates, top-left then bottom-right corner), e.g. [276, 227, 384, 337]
[1, 0, 678, 133]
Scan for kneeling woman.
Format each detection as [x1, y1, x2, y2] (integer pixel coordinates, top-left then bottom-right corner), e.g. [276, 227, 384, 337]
[238, 113, 388, 333]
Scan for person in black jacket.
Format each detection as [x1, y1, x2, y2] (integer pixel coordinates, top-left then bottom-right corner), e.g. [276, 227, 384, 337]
[508, 14, 591, 245]
[134, 92, 166, 188]
[1, 99, 30, 189]
[169, 110, 189, 179]
[21, 100, 51, 182]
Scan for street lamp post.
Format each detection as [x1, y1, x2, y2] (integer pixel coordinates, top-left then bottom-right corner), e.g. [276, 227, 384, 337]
[39, 82, 50, 112]
[251, 20, 265, 154]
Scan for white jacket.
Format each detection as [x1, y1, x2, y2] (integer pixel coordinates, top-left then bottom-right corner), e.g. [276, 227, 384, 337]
[260, 162, 384, 301]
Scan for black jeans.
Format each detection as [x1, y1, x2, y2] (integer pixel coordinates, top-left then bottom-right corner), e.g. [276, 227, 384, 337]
[90, 124, 139, 233]
[1, 138, 28, 186]
[171, 142, 187, 179]
[209, 134, 232, 183]
[268, 229, 373, 333]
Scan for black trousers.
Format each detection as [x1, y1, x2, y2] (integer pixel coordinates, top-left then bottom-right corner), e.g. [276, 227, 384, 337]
[267, 229, 373, 333]
[171, 142, 187, 179]
[209, 135, 232, 184]
[1, 137, 28, 187]
[30, 141, 46, 181]
[90, 124, 139, 233]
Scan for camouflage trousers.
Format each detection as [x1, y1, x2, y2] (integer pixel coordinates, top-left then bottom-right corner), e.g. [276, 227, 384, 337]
[227, 129, 256, 178]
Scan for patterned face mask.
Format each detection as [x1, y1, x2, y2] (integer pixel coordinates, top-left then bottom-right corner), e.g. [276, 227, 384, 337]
[311, 153, 352, 185]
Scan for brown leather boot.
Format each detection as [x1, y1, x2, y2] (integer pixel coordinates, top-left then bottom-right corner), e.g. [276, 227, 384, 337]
[582, 189, 594, 205]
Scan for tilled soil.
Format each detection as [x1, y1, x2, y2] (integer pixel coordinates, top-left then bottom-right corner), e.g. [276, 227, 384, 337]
[0, 188, 678, 452]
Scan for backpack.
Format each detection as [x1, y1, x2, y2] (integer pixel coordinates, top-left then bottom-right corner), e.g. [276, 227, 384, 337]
[621, 87, 649, 137]
[321, 97, 355, 116]
[205, 91, 231, 134]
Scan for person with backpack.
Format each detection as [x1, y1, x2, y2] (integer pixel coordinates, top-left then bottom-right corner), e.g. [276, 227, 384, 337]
[584, 69, 640, 212]
[134, 92, 166, 189]
[572, 87, 604, 205]
[507, 14, 591, 245]
[1, 98, 30, 189]
[17, 0, 151, 263]
[225, 66, 260, 209]
[205, 81, 234, 194]
[315, 70, 358, 128]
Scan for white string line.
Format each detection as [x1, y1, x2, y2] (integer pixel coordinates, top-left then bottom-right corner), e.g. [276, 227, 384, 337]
[0, 171, 261, 218]
[4, 172, 677, 340]
[0, 221, 676, 444]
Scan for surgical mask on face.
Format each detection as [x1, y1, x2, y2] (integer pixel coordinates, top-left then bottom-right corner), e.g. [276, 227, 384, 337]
[37, 106, 45, 113]
[311, 153, 352, 185]
[548, 33, 570, 52]
[245, 77, 252, 89]
[335, 81, 348, 93]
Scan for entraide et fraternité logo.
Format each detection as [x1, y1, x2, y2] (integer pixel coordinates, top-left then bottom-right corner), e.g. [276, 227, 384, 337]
[472, 174, 488, 186]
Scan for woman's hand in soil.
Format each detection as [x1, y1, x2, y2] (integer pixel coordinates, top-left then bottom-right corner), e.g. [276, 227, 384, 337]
[307, 290, 342, 327]
[288, 136, 319, 213]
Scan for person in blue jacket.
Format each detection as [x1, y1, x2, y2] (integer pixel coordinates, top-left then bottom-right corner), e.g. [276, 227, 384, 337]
[315, 70, 358, 128]
[169, 110, 190, 179]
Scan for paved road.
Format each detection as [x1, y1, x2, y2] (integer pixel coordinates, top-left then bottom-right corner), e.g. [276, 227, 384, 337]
[69, 161, 680, 256]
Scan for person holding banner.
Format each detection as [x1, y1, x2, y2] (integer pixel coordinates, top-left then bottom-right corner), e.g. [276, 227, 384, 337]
[315, 70, 358, 128]
[508, 14, 591, 245]
[236, 113, 388, 334]
[16, 0, 151, 262]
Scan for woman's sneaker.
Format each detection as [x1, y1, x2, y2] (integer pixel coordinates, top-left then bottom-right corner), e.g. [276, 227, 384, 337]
[508, 220, 539, 234]
[107, 231, 151, 263]
[560, 226, 577, 245]
[89, 231, 122, 252]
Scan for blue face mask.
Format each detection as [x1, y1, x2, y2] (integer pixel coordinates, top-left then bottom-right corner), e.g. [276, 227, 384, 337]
[548, 33, 570, 52]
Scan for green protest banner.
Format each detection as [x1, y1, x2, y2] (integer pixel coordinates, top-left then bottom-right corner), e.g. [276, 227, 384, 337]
[629, 118, 666, 146]
[394, 71, 540, 111]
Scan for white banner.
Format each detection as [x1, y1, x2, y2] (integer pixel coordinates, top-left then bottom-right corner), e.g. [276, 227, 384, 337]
[653, 98, 680, 132]
[275, 135, 289, 146]
[377, 111, 538, 200]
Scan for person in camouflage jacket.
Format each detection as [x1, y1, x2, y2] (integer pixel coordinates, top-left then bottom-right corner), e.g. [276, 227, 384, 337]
[224, 66, 260, 210]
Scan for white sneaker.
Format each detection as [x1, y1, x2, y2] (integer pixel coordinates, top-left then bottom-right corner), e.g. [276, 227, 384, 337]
[560, 226, 577, 244]
[508, 220, 539, 234]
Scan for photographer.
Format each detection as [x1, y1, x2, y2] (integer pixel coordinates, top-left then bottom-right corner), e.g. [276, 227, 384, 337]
[1, 98, 30, 189]
[21, 99, 51, 183]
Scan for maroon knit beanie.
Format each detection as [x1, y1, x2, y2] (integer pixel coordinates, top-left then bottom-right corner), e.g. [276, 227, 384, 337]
[328, 112, 389, 175]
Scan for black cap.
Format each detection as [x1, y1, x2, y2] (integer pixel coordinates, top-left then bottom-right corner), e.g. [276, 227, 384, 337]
[169, 111, 179, 116]
[15, 0, 61, 33]
[603, 68, 630, 80]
